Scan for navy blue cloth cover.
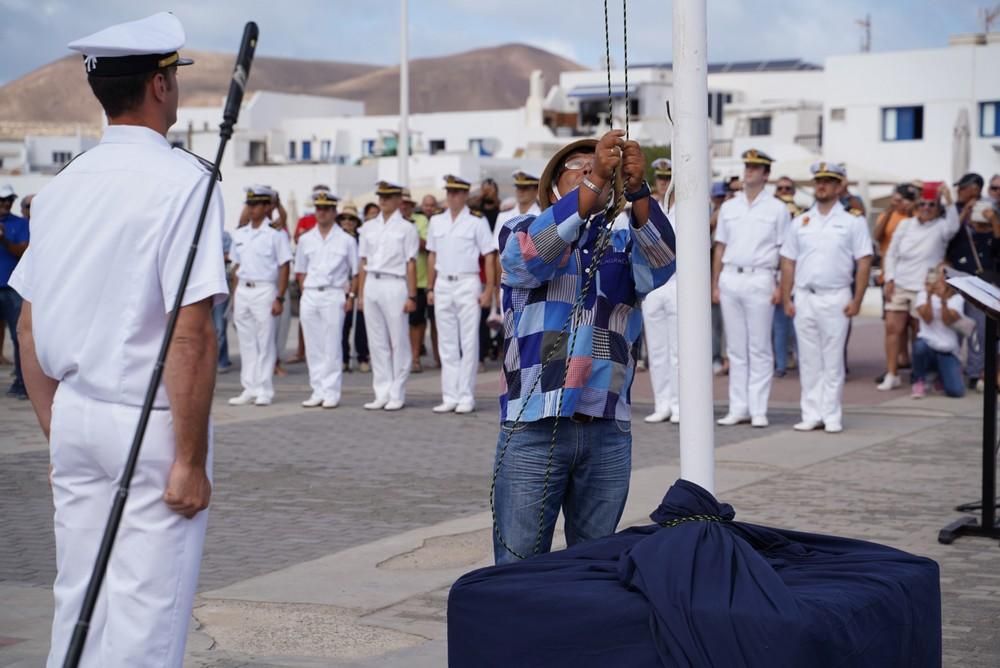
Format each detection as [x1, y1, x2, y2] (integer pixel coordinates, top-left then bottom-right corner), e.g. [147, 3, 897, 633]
[448, 479, 940, 667]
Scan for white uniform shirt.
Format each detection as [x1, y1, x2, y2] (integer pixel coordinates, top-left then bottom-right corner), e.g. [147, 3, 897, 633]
[427, 206, 496, 275]
[715, 191, 791, 269]
[883, 208, 960, 291]
[780, 202, 873, 290]
[294, 224, 358, 288]
[915, 290, 965, 354]
[8, 125, 228, 408]
[494, 203, 541, 249]
[231, 223, 292, 282]
[359, 209, 419, 276]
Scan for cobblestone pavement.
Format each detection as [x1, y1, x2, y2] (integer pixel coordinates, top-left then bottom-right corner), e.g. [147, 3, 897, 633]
[2, 317, 1000, 666]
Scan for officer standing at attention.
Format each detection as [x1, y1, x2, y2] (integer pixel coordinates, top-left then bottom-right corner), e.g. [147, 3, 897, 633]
[427, 175, 497, 413]
[9, 13, 227, 667]
[295, 190, 358, 408]
[358, 181, 419, 411]
[229, 185, 293, 406]
[780, 162, 872, 433]
[712, 149, 791, 427]
[643, 158, 680, 424]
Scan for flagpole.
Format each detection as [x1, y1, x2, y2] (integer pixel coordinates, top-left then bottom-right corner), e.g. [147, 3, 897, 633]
[399, 0, 410, 186]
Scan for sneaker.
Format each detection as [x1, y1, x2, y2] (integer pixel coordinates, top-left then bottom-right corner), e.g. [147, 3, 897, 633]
[364, 398, 388, 410]
[910, 380, 926, 399]
[302, 396, 323, 408]
[321, 398, 339, 409]
[359, 362, 371, 373]
[644, 410, 671, 424]
[716, 413, 750, 426]
[876, 373, 901, 391]
[751, 415, 769, 428]
[433, 402, 458, 413]
[254, 396, 272, 406]
[793, 420, 823, 432]
[455, 403, 476, 414]
[228, 392, 256, 406]
[874, 372, 886, 385]
[384, 400, 405, 411]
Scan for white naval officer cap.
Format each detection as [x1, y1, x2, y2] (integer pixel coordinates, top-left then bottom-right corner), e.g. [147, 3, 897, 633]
[810, 161, 847, 182]
[245, 184, 275, 204]
[67, 12, 194, 77]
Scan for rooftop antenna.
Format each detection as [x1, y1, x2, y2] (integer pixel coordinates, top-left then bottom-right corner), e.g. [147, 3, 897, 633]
[856, 13, 872, 52]
[981, 5, 1000, 33]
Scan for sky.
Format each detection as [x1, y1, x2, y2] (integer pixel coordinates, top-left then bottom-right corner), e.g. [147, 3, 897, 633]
[0, 0, 992, 84]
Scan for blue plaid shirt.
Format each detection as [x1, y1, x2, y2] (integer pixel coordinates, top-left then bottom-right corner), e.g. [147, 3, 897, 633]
[498, 189, 676, 422]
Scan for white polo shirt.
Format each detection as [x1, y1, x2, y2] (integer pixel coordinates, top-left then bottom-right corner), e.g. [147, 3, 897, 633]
[494, 203, 540, 249]
[715, 191, 791, 270]
[294, 224, 358, 288]
[359, 209, 419, 277]
[231, 222, 292, 282]
[915, 290, 965, 354]
[428, 206, 496, 276]
[8, 124, 228, 408]
[883, 208, 960, 291]
[781, 202, 873, 290]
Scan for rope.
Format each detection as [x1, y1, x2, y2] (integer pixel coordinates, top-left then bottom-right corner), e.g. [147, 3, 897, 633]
[658, 514, 727, 529]
[623, 0, 629, 140]
[490, 0, 630, 561]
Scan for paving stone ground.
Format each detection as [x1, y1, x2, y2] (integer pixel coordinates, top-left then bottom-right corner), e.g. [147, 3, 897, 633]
[2, 316, 1000, 666]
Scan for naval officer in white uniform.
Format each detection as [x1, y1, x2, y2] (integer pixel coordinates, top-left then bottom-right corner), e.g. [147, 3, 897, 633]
[781, 162, 873, 433]
[294, 190, 359, 408]
[10, 13, 227, 667]
[229, 185, 293, 406]
[427, 175, 497, 413]
[712, 149, 791, 428]
[642, 158, 680, 424]
[358, 181, 420, 410]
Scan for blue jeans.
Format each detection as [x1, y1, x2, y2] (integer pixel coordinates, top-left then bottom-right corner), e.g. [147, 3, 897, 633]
[0, 286, 25, 393]
[492, 417, 632, 565]
[211, 297, 231, 368]
[772, 303, 796, 373]
[912, 338, 965, 397]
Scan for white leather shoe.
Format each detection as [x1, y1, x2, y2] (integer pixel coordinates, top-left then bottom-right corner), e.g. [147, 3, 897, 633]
[716, 413, 750, 426]
[824, 422, 843, 434]
[644, 411, 670, 424]
[364, 398, 389, 410]
[455, 403, 476, 414]
[228, 392, 256, 406]
[669, 413, 680, 424]
[793, 420, 822, 432]
[433, 402, 458, 413]
[322, 399, 339, 409]
[254, 396, 272, 406]
[302, 396, 323, 408]
[750, 415, 769, 428]
[383, 400, 405, 411]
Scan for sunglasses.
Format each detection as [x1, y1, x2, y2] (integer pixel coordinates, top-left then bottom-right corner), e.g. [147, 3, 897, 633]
[315, 205, 336, 211]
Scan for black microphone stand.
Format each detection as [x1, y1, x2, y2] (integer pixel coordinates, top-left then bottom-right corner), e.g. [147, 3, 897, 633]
[62, 22, 259, 668]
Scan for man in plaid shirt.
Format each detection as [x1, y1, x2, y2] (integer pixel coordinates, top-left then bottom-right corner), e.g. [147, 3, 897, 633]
[492, 130, 676, 564]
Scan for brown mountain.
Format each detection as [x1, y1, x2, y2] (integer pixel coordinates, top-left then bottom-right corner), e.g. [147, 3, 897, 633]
[0, 44, 584, 129]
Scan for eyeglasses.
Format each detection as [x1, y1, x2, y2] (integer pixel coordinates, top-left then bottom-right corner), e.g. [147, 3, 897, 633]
[917, 202, 938, 209]
[563, 157, 592, 171]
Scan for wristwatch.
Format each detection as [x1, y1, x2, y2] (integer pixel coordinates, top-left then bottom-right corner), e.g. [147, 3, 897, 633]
[276, 295, 285, 303]
[624, 180, 651, 202]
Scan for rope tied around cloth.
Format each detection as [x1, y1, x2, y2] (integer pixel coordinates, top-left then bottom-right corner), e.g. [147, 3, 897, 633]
[658, 514, 728, 529]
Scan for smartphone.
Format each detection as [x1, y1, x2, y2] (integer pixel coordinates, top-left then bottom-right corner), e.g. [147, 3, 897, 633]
[971, 198, 994, 223]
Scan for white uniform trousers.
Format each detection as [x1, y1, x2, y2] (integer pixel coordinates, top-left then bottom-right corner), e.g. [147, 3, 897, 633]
[642, 280, 679, 416]
[47, 384, 210, 668]
[794, 287, 852, 425]
[719, 267, 775, 418]
[300, 288, 346, 402]
[234, 282, 278, 400]
[435, 275, 482, 406]
[363, 275, 411, 403]
[275, 285, 292, 361]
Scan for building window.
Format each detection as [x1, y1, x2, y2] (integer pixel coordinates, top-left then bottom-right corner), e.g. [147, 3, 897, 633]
[288, 141, 297, 160]
[52, 151, 73, 164]
[429, 139, 446, 154]
[628, 98, 639, 117]
[830, 108, 846, 121]
[882, 106, 923, 141]
[469, 138, 492, 157]
[749, 116, 772, 136]
[362, 139, 376, 156]
[301, 140, 312, 161]
[981, 101, 1000, 138]
[320, 140, 332, 161]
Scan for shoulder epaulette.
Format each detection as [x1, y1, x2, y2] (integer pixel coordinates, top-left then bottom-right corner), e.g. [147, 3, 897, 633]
[172, 146, 222, 181]
[56, 150, 87, 175]
[848, 208, 863, 217]
[470, 210, 483, 218]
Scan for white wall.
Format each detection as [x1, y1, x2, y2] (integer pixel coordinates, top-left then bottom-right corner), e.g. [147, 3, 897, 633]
[707, 70, 825, 104]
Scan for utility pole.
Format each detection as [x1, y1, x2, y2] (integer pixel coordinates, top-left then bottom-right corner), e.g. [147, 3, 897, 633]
[981, 5, 1000, 33]
[856, 13, 872, 52]
[399, 0, 410, 186]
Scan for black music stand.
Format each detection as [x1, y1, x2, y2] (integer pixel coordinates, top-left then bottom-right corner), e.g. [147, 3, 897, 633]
[938, 271, 1000, 544]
